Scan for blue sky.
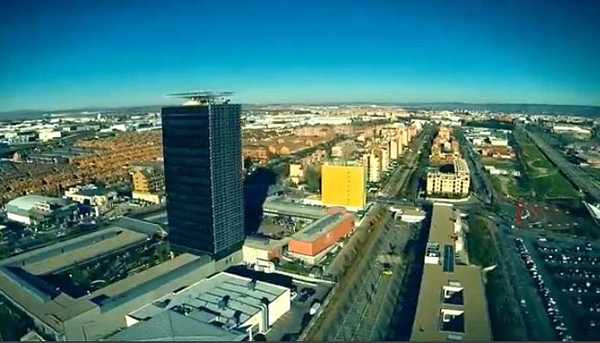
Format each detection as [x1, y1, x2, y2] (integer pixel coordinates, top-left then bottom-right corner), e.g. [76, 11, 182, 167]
[1, 0, 599, 111]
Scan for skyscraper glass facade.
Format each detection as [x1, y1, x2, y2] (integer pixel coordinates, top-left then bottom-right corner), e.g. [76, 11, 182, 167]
[161, 103, 244, 258]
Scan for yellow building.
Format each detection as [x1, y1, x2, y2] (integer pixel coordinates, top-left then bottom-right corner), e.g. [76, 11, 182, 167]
[321, 163, 366, 211]
[130, 165, 165, 204]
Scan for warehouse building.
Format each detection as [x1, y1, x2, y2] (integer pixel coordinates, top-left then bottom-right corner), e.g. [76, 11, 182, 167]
[5, 195, 78, 226]
[411, 203, 491, 341]
[110, 272, 291, 341]
[242, 236, 289, 271]
[64, 184, 117, 215]
[0, 215, 290, 341]
[0, 219, 201, 340]
[262, 196, 326, 220]
[288, 212, 355, 264]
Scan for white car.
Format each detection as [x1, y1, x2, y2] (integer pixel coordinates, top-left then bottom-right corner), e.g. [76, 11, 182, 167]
[309, 302, 321, 315]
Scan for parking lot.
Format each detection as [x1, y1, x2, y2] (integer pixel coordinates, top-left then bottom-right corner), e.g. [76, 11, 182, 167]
[515, 231, 600, 341]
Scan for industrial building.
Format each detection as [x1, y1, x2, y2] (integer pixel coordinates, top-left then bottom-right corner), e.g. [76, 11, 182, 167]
[411, 203, 491, 341]
[242, 236, 288, 270]
[38, 129, 62, 142]
[321, 162, 366, 211]
[108, 272, 291, 341]
[426, 158, 471, 198]
[552, 124, 592, 137]
[262, 196, 327, 220]
[0, 216, 286, 341]
[288, 212, 355, 264]
[161, 92, 245, 259]
[64, 184, 117, 215]
[5, 195, 78, 226]
[0, 218, 179, 340]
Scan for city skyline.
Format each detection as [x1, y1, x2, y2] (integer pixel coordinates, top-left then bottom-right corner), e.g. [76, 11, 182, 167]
[3, 1, 600, 341]
[1, 0, 600, 111]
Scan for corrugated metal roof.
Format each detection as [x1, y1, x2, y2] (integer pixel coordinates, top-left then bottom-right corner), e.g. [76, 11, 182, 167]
[108, 310, 247, 341]
[5, 195, 69, 211]
[114, 272, 289, 341]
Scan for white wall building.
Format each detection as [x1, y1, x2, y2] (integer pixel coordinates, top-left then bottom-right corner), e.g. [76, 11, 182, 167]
[38, 130, 62, 142]
[64, 184, 117, 216]
[5, 195, 76, 226]
[112, 272, 291, 341]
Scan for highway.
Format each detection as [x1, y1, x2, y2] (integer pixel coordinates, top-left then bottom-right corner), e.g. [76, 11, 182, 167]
[521, 126, 600, 201]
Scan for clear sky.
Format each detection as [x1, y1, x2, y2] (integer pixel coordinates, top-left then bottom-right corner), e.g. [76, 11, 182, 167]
[1, 0, 599, 111]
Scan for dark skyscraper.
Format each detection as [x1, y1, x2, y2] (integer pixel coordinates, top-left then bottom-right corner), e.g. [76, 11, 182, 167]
[161, 92, 244, 259]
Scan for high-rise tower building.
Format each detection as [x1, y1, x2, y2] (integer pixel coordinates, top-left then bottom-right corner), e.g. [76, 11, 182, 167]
[381, 145, 390, 171]
[390, 139, 399, 160]
[161, 91, 244, 259]
[368, 149, 382, 182]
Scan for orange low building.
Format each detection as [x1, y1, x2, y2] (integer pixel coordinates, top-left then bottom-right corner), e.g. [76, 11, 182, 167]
[288, 212, 355, 264]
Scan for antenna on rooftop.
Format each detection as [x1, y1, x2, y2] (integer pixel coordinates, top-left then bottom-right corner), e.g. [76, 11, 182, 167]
[166, 91, 234, 106]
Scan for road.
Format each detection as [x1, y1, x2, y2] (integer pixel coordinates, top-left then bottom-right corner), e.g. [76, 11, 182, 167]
[302, 127, 435, 341]
[522, 125, 600, 201]
[331, 220, 414, 341]
[301, 205, 391, 340]
[456, 129, 558, 340]
[381, 125, 434, 198]
[456, 128, 494, 205]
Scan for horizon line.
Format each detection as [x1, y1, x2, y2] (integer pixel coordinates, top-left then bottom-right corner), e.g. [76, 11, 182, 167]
[2, 100, 600, 116]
